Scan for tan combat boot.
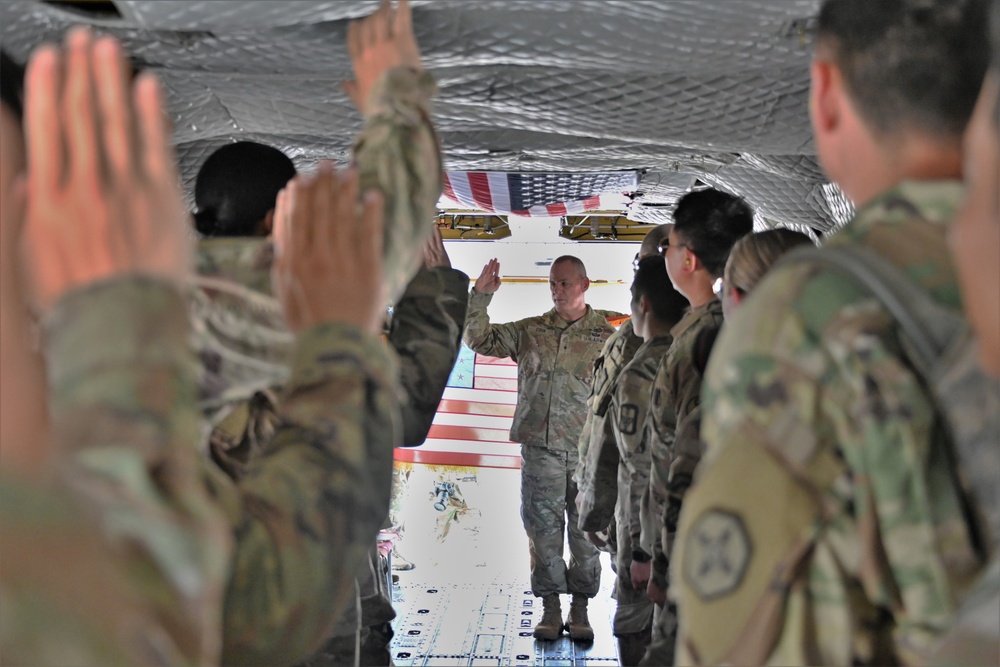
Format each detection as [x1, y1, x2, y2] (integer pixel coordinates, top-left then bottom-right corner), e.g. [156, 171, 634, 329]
[533, 594, 564, 641]
[566, 594, 594, 642]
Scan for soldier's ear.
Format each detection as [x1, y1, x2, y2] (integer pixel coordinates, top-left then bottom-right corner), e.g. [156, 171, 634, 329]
[640, 294, 652, 316]
[683, 247, 700, 274]
[810, 57, 841, 138]
[581, 277, 590, 292]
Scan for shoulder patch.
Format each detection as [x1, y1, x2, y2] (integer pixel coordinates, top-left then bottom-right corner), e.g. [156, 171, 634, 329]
[619, 404, 639, 435]
[682, 509, 751, 601]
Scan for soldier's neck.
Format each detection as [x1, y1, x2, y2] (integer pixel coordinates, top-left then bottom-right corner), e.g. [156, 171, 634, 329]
[557, 304, 588, 323]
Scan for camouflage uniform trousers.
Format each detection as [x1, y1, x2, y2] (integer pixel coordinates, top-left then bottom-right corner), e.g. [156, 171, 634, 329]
[521, 444, 602, 598]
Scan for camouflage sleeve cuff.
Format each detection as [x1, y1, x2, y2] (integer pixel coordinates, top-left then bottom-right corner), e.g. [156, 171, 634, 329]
[287, 322, 398, 393]
[468, 289, 494, 308]
[45, 277, 192, 392]
[364, 67, 437, 119]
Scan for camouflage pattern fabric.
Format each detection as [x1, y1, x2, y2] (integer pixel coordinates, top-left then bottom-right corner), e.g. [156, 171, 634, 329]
[577, 319, 644, 530]
[295, 266, 468, 667]
[521, 444, 603, 598]
[389, 265, 470, 446]
[45, 278, 233, 666]
[354, 67, 442, 306]
[925, 557, 1000, 666]
[644, 299, 724, 593]
[0, 474, 172, 666]
[611, 335, 673, 636]
[935, 337, 1000, 546]
[216, 321, 400, 666]
[673, 181, 988, 665]
[462, 291, 617, 452]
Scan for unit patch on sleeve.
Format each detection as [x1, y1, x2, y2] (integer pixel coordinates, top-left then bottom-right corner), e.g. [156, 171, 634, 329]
[682, 508, 752, 601]
[619, 404, 639, 435]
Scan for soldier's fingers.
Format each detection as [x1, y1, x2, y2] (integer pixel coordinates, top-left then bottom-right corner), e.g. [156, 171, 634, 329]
[273, 187, 289, 264]
[62, 28, 101, 185]
[24, 46, 62, 196]
[134, 73, 174, 186]
[373, 0, 391, 42]
[312, 162, 335, 254]
[280, 178, 302, 264]
[291, 175, 315, 263]
[395, 0, 413, 37]
[92, 36, 133, 181]
[347, 17, 360, 59]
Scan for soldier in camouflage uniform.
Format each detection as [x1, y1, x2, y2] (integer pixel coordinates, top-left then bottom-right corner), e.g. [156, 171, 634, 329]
[188, 3, 466, 664]
[672, 1, 992, 664]
[604, 257, 689, 665]
[576, 224, 671, 539]
[0, 32, 236, 665]
[463, 255, 618, 642]
[638, 189, 752, 666]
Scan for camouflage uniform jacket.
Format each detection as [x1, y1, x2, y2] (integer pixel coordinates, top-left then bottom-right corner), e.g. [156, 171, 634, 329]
[463, 290, 616, 451]
[390, 265, 470, 446]
[576, 319, 643, 529]
[1, 474, 171, 666]
[645, 299, 723, 587]
[612, 335, 674, 557]
[44, 279, 234, 666]
[213, 320, 400, 666]
[673, 181, 987, 665]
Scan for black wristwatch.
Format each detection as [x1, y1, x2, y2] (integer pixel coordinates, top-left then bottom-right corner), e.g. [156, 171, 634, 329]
[632, 550, 651, 563]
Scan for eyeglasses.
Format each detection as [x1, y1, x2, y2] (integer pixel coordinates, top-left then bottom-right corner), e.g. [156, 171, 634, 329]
[632, 253, 640, 271]
[657, 240, 687, 256]
[712, 277, 725, 297]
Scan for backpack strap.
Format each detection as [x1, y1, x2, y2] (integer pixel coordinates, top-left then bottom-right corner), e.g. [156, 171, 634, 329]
[776, 244, 962, 373]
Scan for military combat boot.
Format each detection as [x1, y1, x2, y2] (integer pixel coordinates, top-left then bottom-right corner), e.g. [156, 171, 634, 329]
[566, 594, 594, 642]
[533, 594, 564, 641]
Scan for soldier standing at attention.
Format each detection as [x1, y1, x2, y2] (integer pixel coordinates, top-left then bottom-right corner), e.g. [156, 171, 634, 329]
[639, 189, 752, 666]
[463, 255, 617, 641]
[576, 224, 671, 539]
[673, 0, 992, 664]
[604, 256, 689, 665]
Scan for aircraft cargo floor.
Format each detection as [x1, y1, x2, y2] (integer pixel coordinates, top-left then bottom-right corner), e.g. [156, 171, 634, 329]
[388, 462, 622, 666]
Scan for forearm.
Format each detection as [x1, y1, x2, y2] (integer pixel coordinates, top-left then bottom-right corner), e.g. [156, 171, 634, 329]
[47, 278, 231, 666]
[578, 412, 620, 531]
[462, 290, 516, 357]
[221, 323, 399, 666]
[354, 67, 442, 304]
[391, 266, 469, 446]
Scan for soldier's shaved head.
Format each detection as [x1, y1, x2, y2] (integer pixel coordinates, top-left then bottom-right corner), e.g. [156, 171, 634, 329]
[552, 255, 588, 279]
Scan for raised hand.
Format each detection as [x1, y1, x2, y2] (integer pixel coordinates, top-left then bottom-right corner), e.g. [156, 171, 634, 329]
[473, 258, 501, 294]
[422, 225, 451, 269]
[22, 29, 191, 313]
[343, 0, 423, 113]
[272, 163, 386, 334]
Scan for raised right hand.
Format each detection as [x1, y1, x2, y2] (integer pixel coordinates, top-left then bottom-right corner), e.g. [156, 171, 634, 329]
[22, 29, 191, 313]
[342, 0, 422, 113]
[272, 164, 386, 334]
[473, 258, 501, 294]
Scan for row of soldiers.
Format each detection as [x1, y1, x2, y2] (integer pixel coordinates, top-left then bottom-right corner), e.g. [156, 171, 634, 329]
[567, 0, 1000, 665]
[0, 1, 474, 665]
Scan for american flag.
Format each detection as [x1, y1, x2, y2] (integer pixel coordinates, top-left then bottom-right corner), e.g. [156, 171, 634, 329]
[442, 171, 641, 217]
